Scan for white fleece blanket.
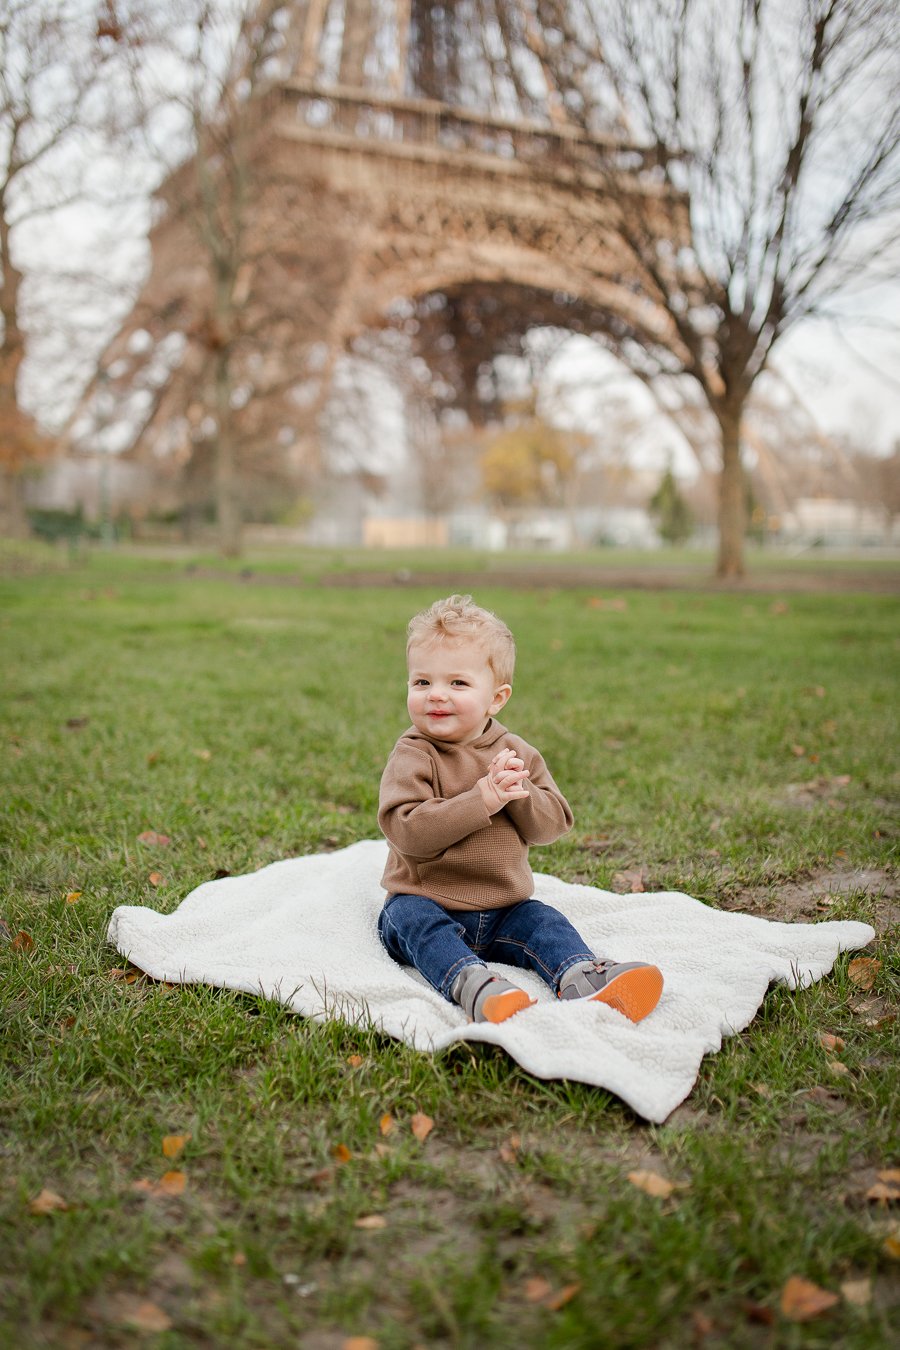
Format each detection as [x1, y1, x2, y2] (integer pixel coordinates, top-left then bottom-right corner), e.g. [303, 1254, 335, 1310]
[107, 839, 874, 1123]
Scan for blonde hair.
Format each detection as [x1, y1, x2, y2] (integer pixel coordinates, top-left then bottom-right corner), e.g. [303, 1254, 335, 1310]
[407, 594, 516, 685]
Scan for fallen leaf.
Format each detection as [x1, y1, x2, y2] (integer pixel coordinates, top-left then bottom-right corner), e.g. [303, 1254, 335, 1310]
[342, 1339, 378, 1350]
[373, 1143, 392, 1159]
[790, 744, 806, 757]
[879, 1168, 900, 1183]
[627, 1170, 676, 1199]
[157, 1170, 186, 1195]
[121, 1300, 173, 1333]
[545, 1282, 581, 1311]
[751, 1082, 772, 1099]
[827, 1059, 850, 1078]
[866, 1181, 900, 1205]
[883, 1235, 900, 1259]
[162, 1133, 191, 1160]
[146, 750, 160, 766]
[379, 1113, 395, 1137]
[498, 1133, 521, 1163]
[848, 957, 881, 990]
[346, 1054, 363, 1068]
[28, 1188, 69, 1215]
[840, 1277, 872, 1307]
[582, 834, 615, 853]
[332, 1143, 352, 1164]
[137, 830, 171, 846]
[613, 869, 647, 893]
[691, 1310, 715, 1340]
[780, 1275, 839, 1321]
[148, 872, 163, 887]
[523, 1276, 554, 1303]
[197, 836, 207, 849]
[353, 1214, 387, 1230]
[818, 1032, 845, 1053]
[742, 1300, 775, 1325]
[410, 1112, 434, 1142]
[65, 891, 82, 904]
[11, 930, 34, 952]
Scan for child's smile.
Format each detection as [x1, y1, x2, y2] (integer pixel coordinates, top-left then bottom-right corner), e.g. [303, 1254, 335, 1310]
[407, 639, 511, 745]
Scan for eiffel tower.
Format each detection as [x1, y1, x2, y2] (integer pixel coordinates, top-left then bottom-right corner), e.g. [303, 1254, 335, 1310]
[71, 1, 686, 523]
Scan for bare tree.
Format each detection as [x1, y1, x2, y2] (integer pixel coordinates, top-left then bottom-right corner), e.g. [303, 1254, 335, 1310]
[518, 0, 900, 575]
[0, 0, 130, 533]
[78, 1, 364, 556]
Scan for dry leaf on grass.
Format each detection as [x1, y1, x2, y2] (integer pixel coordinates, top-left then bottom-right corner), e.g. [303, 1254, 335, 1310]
[353, 1214, 387, 1230]
[148, 871, 164, 887]
[410, 1112, 434, 1142]
[840, 1277, 872, 1307]
[522, 1276, 580, 1309]
[65, 891, 81, 904]
[545, 1283, 581, 1311]
[120, 1299, 173, 1333]
[346, 1054, 363, 1068]
[779, 1276, 839, 1321]
[10, 930, 34, 953]
[379, 1113, 395, 1137]
[342, 1338, 378, 1350]
[28, 1188, 69, 1215]
[332, 1143, 352, 1164]
[627, 1170, 679, 1199]
[162, 1133, 191, 1160]
[613, 869, 647, 893]
[817, 1032, 845, 1052]
[848, 957, 881, 990]
[132, 1171, 186, 1198]
[137, 830, 171, 847]
[498, 1134, 521, 1163]
[523, 1276, 554, 1303]
[866, 1179, 900, 1205]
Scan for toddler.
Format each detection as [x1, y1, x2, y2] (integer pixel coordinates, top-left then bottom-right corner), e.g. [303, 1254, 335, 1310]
[377, 594, 663, 1024]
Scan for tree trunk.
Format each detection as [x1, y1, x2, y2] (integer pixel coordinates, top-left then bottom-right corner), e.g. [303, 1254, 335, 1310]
[716, 403, 746, 579]
[213, 348, 242, 558]
[0, 465, 28, 538]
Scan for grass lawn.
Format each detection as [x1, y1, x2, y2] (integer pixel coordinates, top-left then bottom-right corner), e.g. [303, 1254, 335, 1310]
[1, 542, 898, 1348]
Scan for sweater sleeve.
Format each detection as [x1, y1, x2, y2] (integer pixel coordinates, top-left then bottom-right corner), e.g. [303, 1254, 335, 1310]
[503, 742, 574, 845]
[378, 741, 493, 859]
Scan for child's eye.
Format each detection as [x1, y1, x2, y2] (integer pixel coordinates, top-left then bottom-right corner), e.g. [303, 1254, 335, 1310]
[411, 678, 429, 687]
[451, 680, 469, 687]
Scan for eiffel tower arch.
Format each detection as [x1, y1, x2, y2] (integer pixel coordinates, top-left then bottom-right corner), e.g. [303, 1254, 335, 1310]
[69, 1, 687, 527]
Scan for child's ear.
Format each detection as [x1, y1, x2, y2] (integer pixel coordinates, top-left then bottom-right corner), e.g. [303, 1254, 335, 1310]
[490, 684, 512, 714]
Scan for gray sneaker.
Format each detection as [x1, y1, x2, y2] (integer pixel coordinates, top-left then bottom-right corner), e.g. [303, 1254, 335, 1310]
[558, 960, 663, 1022]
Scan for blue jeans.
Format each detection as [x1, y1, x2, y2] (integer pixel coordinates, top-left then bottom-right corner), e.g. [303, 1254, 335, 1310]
[378, 892, 595, 1001]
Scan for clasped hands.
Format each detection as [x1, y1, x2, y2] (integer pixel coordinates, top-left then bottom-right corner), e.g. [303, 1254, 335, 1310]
[478, 746, 530, 812]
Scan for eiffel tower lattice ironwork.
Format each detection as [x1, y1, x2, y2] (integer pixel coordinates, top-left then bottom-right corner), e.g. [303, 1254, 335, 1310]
[71, 1, 688, 518]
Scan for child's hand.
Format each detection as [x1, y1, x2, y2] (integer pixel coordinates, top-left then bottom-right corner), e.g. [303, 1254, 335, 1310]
[479, 747, 530, 812]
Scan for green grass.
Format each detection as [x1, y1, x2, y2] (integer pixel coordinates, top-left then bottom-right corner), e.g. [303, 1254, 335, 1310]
[1, 543, 898, 1348]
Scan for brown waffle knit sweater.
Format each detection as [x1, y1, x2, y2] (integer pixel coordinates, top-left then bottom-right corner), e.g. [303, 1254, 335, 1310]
[378, 718, 574, 911]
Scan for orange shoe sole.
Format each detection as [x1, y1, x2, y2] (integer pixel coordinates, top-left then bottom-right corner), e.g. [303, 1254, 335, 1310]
[589, 966, 663, 1022]
[481, 989, 537, 1024]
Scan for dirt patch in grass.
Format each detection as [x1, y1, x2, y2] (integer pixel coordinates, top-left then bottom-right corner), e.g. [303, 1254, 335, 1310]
[722, 864, 898, 932]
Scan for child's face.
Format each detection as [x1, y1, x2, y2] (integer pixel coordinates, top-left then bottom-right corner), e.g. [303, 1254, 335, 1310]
[407, 638, 511, 745]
